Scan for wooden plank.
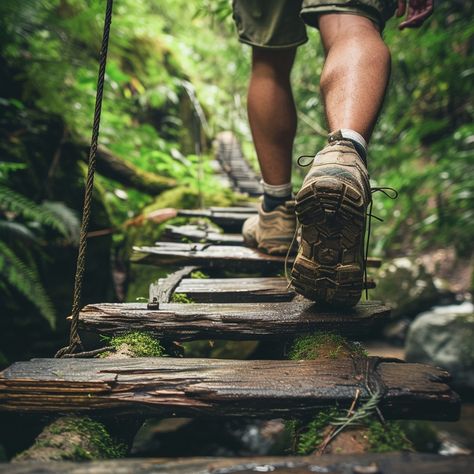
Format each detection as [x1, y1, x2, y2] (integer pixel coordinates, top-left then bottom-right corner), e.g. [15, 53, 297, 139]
[0, 357, 460, 420]
[175, 277, 295, 302]
[2, 453, 472, 474]
[173, 277, 374, 303]
[164, 224, 244, 245]
[78, 301, 391, 340]
[177, 210, 254, 232]
[148, 266, 198, 308]
[132, 243, 382, 271]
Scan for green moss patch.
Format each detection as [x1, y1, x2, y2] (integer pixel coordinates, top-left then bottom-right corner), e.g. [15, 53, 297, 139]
[104, 331, 164, 357]
[289, 333, 368, 360]
[190, 270, 209, 279]
[288, 411, 412, 455]
[15, 416, 126, 462]
[367, 420, 413, 452]
[171, 293, 194, 303]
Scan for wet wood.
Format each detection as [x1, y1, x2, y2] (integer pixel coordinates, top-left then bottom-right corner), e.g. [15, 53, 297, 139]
[148, 266, 198, 307]
[78, 301, 391, 340]
[164, 224, 244, 245]
[4, 452, 473, 473]
[0, 357, 460, 420]
[132, 242, 382, 272]
[177, 210, 254, 232]
[175, 277, 296, 302]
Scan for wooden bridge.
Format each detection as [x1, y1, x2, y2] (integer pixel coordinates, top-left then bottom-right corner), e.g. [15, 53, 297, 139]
[0, 132, 468, 470]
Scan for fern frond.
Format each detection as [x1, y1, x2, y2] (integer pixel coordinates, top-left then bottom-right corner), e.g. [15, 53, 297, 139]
[0, 241, 56, 328]
[0, 185, 73, 238]
[41, 201, 80, 244]
[0, 220, 38, 243]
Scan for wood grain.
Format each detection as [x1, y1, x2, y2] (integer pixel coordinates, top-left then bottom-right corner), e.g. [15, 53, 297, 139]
[78, 301, 391, 340]
[0, 357, 460, 420]
[132, 243, 382, 272]
[2, 452, 472, 473]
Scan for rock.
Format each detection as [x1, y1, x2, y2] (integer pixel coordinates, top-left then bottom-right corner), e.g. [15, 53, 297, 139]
[371, 258, 440, 319]
[405, 302, 474, 390]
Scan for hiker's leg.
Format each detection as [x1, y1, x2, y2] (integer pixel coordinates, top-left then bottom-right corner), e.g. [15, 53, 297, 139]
[247, 47, 297, 185]
[318, 14, 391, 142]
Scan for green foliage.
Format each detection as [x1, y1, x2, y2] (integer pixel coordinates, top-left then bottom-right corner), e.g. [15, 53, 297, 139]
[171, 293, 194, 303]
[104, 331, 164, 357]
[0, 186, 79, 242]
[23, 416, 127, 460]
[367, 420, 413, 453]
[0, 241, 56, 328]
[287, 408, 341, 455]
[289, 333, 368, 360]
[0, 163, 80, 328]
[190, 270, 209, 279]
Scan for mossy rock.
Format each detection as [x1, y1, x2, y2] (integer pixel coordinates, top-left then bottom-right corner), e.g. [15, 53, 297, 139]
[14, 416, 126, 462]
[289, 333, 368, 360]
[288, 412, 412, 455]
[102, 331, 164, 358]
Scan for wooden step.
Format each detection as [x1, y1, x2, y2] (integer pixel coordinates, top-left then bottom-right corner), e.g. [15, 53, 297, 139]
[153, 276, 375, 304]
[78, 300, 390, 340]
[132, 242, 382, 272]
[174, 277, 295, 302]
[177, 209, 255, 232]
[164, 224, 244, 245]
[0, 357, 460, 420]
[2, 452, 472, 473]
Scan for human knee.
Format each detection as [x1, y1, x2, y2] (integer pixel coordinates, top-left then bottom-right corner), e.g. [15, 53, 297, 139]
[324, 26, 390, 69]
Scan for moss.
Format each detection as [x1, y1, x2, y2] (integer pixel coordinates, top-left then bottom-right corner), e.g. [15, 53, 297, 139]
[190, 270, 209, 279]
[286, 408, 342, 454]
[104, 331, 164, 357]
[367, 420, 413, 453]
[171, 293, 194, 303]
[289, 333, 368, 361]
[15, 416, 127, 462]
[288, 413, 412, 455]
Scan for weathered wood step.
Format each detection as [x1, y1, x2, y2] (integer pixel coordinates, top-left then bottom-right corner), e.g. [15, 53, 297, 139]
[2, 452, 472, 473]
[0, 357, 460, 420]
[132, 242, 382, 272]
[160, 277, 375, 303]
[164, 224, 244, 245]
[79, 301, 390, 340]
[174, 277, 295, 302]
[177, 209, 255, 232]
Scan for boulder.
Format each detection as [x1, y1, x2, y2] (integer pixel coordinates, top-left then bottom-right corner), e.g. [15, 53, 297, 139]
[405, 302, 474, 390]
[372, 258, 440, 319]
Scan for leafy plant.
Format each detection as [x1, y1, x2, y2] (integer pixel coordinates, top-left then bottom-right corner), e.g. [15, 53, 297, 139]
[0, 163, 80, 328]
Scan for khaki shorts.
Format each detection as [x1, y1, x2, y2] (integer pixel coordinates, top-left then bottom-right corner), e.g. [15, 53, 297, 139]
[232, 0, 397, 49]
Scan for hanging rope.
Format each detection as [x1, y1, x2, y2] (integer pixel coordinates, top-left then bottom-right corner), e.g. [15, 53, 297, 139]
[56, 0, 114, 358]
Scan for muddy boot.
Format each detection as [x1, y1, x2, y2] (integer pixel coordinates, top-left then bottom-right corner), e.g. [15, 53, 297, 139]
[242, 201, 296, 255]
[291, 137, 370, 307]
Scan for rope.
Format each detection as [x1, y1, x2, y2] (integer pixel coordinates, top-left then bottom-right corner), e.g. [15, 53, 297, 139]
[56, 0, 114, 358]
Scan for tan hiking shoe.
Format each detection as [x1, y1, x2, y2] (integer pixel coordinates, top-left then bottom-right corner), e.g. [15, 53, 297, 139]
[242, 201, 296, 255]
[291, 139, 370, 307]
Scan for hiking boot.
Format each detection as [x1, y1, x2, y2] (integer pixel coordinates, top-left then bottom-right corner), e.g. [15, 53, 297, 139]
[290, 139, 370, 307]
[242, 200, 296, 255]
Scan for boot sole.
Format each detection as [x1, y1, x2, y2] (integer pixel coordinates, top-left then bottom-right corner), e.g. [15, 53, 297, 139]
[291, 176, 366, 307]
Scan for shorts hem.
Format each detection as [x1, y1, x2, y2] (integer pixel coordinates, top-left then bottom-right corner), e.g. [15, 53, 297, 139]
[238, 37, 309, 50]
[301, 6, 383, 29]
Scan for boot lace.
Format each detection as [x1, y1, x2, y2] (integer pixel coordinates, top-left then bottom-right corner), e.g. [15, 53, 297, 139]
[293, 154, 399, 299]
